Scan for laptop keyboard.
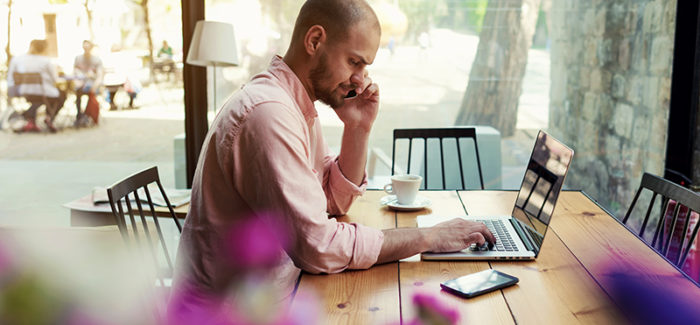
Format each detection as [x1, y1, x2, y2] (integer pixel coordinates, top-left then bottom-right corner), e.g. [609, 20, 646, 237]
[471, 219, 518, 252]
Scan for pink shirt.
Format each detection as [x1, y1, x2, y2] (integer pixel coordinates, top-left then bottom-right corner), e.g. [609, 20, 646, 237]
[173, 56, 384, 298]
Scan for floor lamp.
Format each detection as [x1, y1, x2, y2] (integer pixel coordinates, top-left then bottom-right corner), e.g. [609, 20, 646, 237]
[186, 20, 239, 123]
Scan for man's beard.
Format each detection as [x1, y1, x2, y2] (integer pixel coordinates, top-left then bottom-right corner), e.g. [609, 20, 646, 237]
[310, 52, 345, 109]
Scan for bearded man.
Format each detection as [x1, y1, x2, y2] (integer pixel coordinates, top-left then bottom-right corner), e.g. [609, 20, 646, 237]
[172, 0, 494, 307]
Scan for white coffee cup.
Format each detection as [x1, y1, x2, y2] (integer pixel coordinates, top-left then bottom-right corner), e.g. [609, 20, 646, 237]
[384, 174, 422, 205]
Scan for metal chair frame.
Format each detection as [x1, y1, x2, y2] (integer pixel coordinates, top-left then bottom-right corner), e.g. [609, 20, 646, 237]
[391, 127, 485, 190]
[622, 173, 700, 268]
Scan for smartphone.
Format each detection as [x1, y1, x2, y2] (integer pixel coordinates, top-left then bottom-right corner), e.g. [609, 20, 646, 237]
[440, 269, 519, 298]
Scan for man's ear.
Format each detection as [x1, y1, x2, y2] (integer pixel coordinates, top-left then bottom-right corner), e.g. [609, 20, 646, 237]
[304, 25, 326, 56]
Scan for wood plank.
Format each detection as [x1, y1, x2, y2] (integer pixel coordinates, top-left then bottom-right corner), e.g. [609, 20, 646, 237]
[292, 190, 399, 324]
[459, 191, 624, 324]
[551, 192, 700, 306]
[297, 264, 399, 324]
[334, 190, 397, 229]
[398, 190, 513, 324]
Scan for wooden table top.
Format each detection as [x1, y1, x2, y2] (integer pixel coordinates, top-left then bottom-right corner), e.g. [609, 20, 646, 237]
[290, 190, 700, 324]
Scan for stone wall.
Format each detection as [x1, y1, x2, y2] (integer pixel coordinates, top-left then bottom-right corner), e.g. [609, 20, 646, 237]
[549, 0, 676, 217]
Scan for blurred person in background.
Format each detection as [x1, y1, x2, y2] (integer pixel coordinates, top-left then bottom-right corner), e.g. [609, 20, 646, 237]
[73, 40, 103, 126]
[6, 39, 66, 132]
[103, 44, 142, 110]
[154, 40, 176, 81]
[158, 40, 174, 59]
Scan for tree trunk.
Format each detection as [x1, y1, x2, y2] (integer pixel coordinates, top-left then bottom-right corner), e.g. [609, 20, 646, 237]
[84, 0, 94, 41]
[455, 0, 541, 137]
[141, 0, 154, 64]
[5, 0, 12, 67]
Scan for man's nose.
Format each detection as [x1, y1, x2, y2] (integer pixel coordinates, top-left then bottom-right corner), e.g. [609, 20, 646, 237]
[350, 70, 365, 87]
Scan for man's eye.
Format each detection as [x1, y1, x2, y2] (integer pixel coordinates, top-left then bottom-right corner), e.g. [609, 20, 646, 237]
[350, 60, 359, 66]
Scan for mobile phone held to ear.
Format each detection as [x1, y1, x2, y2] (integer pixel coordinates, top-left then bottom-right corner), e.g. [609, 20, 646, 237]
[440, 269, 519, 298]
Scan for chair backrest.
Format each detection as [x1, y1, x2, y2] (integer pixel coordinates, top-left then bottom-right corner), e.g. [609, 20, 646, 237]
[622, 173, 700, 270]
[13, 72, 43, 85]
[391, 127, 484, 190]
[107, 166, 183, 287]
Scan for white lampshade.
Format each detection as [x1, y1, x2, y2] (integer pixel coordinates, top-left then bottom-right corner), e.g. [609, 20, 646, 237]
[186, 20, 239, 67]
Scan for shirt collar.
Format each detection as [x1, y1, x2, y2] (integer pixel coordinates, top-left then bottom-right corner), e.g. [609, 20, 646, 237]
[267, 55, 317, 121]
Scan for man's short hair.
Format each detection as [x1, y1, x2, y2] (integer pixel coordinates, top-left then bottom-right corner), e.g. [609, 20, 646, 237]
[291, 0, 379, 45]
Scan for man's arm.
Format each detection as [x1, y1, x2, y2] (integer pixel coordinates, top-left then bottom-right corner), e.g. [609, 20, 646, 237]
[376, 218, 497, 264]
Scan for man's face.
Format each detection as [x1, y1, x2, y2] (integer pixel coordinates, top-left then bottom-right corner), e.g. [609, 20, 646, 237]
[309, 22, 380, 108]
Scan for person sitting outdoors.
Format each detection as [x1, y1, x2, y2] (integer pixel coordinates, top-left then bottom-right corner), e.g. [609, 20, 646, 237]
[103, 44, 142, 110]
[157, 40, 173, 59]
[170, 0, 495, 311]
[73, 40, 103, 126]
[153, 40, 176, 81]
[6, 39, 66, 132]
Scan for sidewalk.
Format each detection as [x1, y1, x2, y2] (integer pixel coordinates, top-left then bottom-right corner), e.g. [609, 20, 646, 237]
[0, 84, 185, 227]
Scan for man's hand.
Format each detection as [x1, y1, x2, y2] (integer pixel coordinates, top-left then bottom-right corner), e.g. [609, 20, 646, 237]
[375, 218, 497, 264]
[334, 71, 379, 132]
[425, 218, 497, 253]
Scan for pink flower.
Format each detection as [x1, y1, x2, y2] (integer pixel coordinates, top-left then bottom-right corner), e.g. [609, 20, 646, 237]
[223, 213, 289, 270]
[408, 292, 460, 325]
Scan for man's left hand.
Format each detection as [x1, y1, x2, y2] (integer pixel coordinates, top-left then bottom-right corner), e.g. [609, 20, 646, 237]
[334, 73, 379, 132]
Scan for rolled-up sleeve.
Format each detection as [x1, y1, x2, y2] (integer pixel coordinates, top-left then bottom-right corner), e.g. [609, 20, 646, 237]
[232, 102, 383, 274]
[324, 156, 368, 216]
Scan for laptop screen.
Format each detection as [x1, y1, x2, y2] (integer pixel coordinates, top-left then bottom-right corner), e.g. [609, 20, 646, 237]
[510, 131, 573, 255]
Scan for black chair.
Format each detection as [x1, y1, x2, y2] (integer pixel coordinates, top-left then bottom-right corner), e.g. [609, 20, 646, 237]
[622, 173, 700, 270]
[107, 166, 183, 288]
[391, 127, 485, 190]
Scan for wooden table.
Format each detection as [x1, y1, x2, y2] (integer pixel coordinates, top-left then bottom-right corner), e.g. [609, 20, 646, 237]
[290, 190, 700, 324]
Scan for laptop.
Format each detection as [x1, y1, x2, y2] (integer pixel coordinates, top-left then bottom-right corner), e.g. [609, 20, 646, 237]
[417, 130, 574, 260]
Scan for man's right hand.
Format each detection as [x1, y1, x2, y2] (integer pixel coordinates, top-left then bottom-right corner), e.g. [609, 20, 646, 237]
[424, 218, 496, 253]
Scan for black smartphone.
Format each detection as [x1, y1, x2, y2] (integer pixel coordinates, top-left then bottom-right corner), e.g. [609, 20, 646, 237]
[440, 269, 519, 298]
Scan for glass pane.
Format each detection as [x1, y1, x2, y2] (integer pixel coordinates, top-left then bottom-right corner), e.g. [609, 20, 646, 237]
[199, 0, 677, 220]
[0, 0, 185, 226]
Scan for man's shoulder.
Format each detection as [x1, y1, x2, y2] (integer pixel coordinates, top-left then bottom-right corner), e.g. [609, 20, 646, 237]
[242, 71, 298, 108]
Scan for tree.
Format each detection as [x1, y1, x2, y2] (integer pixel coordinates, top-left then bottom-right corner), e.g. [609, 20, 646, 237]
[454, 0, 541, 137]
[5, 0, 11, 68]
[82, 0, 94, 41]
[133, 0, 154, 64]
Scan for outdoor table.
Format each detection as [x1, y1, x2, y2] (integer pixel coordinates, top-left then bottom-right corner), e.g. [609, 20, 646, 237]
[65, 193, 188, 226]
[287, 189, 700, 324]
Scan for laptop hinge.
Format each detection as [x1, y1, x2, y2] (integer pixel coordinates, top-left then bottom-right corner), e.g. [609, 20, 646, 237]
[510, 218, 536, 253]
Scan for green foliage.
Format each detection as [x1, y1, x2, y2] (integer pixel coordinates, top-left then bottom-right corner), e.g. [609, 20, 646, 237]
[466, 0, 489, 33]
[397, 0, 444, 42]
[398, 0, 489, 40]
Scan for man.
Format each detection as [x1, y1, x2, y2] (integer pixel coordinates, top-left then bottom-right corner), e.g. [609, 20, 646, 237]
[7, 39, 66, 132]
[172, 0, 495, 306]
[73, 40, 103, 126]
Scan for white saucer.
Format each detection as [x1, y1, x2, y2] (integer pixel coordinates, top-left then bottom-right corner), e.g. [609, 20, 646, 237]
[380, 195, 431, 211]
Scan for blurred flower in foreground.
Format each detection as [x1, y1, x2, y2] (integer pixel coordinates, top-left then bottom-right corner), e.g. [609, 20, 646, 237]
[406, 293, 459, 325]
[0, 228, 153, 325]
[168, 213, 318, 324]
[223, 214, 290, 270]
[607, 271, 700, 324]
